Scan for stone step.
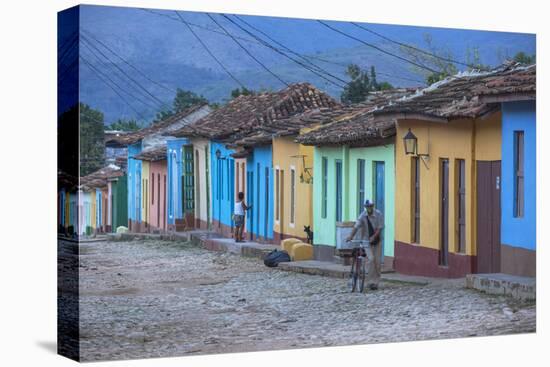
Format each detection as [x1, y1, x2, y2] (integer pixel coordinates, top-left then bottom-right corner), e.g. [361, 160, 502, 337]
[466, 273, 536, 301]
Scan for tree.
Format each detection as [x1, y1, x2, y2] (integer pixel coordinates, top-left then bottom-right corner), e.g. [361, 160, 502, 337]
[106, 118, 142, 132]
[173, 88, 208, 113]
[230, 87, 255, 99]
[400, 33, 492, 85]
[513, 51, 535, 65]
[153, 88, 208, 123]
[79, 103, 105, 176]
[340, 64, 394, 104]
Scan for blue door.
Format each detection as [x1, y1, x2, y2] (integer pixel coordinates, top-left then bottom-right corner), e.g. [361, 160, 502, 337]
[247, 171, 254, 240]
[335, 160, 343, 222]
[374, 161, 385, 260]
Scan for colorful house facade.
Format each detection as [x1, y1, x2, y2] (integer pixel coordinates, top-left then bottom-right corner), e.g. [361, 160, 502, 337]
[190, 138, 212, 230]
[498, 100, 536, 276]
[105, 103, 212, 233]
[167, 138, 195, 232]
[134, 146, 168, 233]
[475, 65, 536, 277]
[109, 174, 128, 232]
[296, 90, 414, 265]
[209, 141, 236, 238]
[171, 83, 337, 243]
[373, 63, 535, 278]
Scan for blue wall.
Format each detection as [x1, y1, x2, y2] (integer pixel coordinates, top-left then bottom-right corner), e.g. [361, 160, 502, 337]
[167, 138, 190, 225]
[127, 142, 142, 224]
[210, 142, 235, 228]
[246, 145, 274, 240]
[501, 100, 536, 250]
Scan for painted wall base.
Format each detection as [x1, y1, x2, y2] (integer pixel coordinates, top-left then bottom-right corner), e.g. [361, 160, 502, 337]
[212, 219, 234, 239]
[394, 241, 476, 278]
[195, 218, 210, 230]
[314, 244, 336, 262]
[501, 244, 536, 277]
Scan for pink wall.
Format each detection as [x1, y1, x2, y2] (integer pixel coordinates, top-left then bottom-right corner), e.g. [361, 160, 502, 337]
[149, 160, 168, 232]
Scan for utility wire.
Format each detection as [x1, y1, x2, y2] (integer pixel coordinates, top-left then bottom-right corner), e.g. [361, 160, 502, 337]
[141, 8, 263, 47]
[317, 20, 438, 74]
[81, 29, 179, 95]
[80, 41, 162, 111]
[230, 14, 347, 86]
[142, 8, 425, 86]
[349, 22, 475, 69]
[58, 32, 78, 64]
[226, 14, 346, 89]
[79, 55, 148, 120]
[80, 33, 171, 110]
[173, 11, 246, 89]
[206, 13, 289, 87]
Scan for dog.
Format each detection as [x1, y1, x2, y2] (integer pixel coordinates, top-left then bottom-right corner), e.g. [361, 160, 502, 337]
[304, 225, 313, 244]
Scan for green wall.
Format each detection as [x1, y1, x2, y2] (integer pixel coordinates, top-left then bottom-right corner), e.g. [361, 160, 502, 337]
[313, 144, 395, 257]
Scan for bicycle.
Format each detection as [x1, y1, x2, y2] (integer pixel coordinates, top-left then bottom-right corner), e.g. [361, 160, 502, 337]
[346, 240, 370, 293]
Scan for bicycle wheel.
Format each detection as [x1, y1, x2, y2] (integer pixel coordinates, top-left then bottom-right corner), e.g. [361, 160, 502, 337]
[358, 257, 366, 293]
[348, 257, 358, 292]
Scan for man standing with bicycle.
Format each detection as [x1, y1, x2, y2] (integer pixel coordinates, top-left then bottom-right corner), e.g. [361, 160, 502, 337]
[346, 199, 384, 290]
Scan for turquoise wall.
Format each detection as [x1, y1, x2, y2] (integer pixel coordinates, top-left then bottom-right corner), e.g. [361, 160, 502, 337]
[313, 144, 395, 257]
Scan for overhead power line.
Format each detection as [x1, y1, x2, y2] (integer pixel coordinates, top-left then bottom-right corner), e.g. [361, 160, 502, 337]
[142, 8, 425, 88]
[317, 20, 438, 74]
[81, 29, 178, 94]
[230, 14, 347, 87]
[79, 56, 148, 120]
[206, 13, 289, 87]
[80, 40, 162, 111]
[173, 11, 246, 89]
[80, 33, 171, 110]
[349, 22, 475, 69]
[226, 14, 346, 89]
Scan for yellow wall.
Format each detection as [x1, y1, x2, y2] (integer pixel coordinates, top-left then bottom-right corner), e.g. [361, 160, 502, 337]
[395, 112, 501, 257]
[272, 136, 314, 239]
[141, 161, 150, 226]
[90, 190, 97, 230]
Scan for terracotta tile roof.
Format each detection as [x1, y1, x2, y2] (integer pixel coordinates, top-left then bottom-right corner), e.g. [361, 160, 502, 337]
[296, 88, 417, 147]
[133, 145, 167, 161]
[105, 103, 209, 147]
[80, 164, 125, 190]
[171, 83, 339, 142]
[372, 63, 535, 121]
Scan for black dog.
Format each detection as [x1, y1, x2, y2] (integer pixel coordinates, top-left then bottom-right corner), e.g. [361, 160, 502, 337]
[304, 225, 313, 244]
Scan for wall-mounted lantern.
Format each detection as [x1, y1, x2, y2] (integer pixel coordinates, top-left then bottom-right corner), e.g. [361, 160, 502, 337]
[215, 149, 226, 160]
[403, 128, 430, 165]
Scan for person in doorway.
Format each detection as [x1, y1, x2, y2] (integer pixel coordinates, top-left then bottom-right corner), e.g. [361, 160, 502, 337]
[234, 192, 251, 243]
[345, 199, 384, 290]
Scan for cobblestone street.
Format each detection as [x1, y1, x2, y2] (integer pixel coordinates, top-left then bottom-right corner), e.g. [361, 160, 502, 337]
[74, 239, 536, 361]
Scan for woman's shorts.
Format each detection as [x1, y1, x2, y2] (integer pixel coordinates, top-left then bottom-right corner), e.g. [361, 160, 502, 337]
[234, 214, 244, 227]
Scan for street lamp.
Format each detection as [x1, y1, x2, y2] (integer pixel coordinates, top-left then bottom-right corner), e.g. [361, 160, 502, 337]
[215, 149, 226, 160]
[403, 128, 418, 155]
[403, 128, 429, 165]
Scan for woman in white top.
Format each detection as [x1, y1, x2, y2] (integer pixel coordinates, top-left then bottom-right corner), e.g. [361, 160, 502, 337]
[234, 192, 251, 242]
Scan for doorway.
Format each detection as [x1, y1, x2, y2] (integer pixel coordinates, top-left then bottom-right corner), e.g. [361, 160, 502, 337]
[476, 161, 501, 273]
[440, 159, 449, 266]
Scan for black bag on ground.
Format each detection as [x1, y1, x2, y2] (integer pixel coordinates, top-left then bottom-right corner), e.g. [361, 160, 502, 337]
[263, 249, 291, 267]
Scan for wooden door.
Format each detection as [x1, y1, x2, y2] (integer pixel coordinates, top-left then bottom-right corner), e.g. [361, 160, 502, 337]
[476, 161, 501, 273]
[440, 159, 449, 266]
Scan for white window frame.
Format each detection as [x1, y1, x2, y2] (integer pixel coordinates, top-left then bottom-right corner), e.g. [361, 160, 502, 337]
[274, 165, 280, 225]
